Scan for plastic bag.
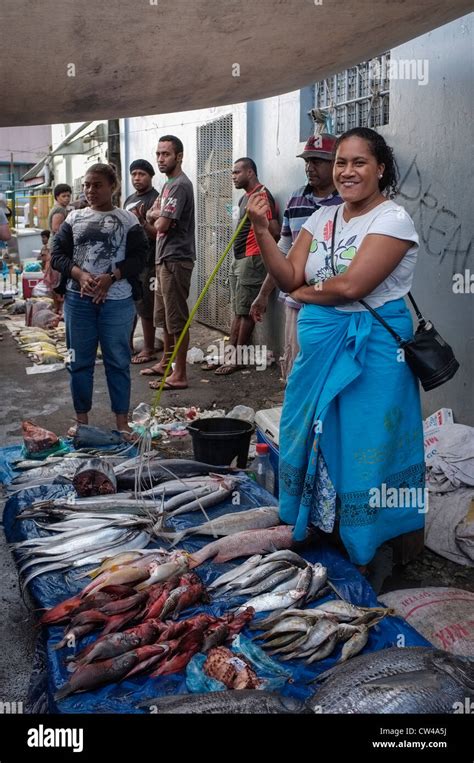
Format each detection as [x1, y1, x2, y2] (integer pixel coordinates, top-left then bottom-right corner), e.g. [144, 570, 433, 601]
[185, 636, 291, 694]
[226, 405, 255, 423]
[187, 347, 205, 364]
[31, 308, 60, 329]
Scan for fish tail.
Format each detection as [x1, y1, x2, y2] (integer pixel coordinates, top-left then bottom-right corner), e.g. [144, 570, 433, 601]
[54, 682, 73, 701]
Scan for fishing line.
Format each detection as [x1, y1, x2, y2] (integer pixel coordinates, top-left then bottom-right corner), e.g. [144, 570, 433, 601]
[150, 188, 265, 414]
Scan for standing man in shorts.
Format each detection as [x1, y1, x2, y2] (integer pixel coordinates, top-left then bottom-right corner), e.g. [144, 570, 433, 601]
[204, 157, 279, 375]
[141, 135, 195, 390]
[123, 159, 159, 363]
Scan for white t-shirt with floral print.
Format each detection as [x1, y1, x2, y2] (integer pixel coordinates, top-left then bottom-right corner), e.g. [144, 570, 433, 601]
[302, 200, 419, 312]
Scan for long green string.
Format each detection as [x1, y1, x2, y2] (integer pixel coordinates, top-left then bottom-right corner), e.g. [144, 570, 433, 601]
[150, 210, 249, 415]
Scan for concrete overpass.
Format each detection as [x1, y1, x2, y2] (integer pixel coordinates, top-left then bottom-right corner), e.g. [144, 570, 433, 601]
[3, 0, 473, 126]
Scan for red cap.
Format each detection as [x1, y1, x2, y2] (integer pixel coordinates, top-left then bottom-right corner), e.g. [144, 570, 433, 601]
[297, 133, 337, 161]
[256, 443, 270, 454]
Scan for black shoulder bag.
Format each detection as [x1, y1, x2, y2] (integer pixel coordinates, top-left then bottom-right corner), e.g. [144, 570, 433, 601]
[329, 207, 459, 392]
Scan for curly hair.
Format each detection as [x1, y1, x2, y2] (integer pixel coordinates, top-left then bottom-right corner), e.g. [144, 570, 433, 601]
[85, 163, 118, 188]
[335, 127, 399, 198]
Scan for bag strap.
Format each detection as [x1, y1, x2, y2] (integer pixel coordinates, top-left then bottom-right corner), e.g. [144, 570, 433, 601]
[406, 292, 426, 325]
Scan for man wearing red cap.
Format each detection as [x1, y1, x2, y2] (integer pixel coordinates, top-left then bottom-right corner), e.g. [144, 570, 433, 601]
[250, 133, 341, 380]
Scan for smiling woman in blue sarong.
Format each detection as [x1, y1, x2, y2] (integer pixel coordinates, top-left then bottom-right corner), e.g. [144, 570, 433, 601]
[247, 127, 425, 568]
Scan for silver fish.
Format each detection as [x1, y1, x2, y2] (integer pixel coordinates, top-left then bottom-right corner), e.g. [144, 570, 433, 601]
[337, 626, 369, 663]
[157, 507, 280, 546]
[308, 647, 474, 714]
[165, 480, 235, 519]
[306, 633, 340, 664]
[237, 567, 296, 597]
[208, 555, 263, 590]
[237, 566, 312, 614]
[136, 691, 310, 714]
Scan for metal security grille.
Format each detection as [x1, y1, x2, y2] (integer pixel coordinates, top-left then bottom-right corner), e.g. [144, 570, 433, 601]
[196, 114, 233, 330]
[314, 53, 390, 133]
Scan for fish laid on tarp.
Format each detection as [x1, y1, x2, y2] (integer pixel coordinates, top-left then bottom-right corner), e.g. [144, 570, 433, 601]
[73, 425, 125, 448]
[136, 691, 310, 714]
[72, 458, 117, 496]
[189, 526, 295, 568]
[55, 652, 139, 700]
[22, 420, 59, 453]
[115, 459, 236, 489]
[10, 458, 87, 486]
[157, 507, 280, 546]
[308, 647, 474, 714]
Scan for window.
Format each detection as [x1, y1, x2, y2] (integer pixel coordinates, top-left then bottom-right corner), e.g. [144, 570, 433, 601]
[314, 53, 390, 134]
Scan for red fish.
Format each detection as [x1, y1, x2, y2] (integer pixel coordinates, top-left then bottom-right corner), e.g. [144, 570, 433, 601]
[150, 631, 204, 677]
[122, 644, 170, 680]
[55, 652, 139, 700]
[172, 583, 208, 620]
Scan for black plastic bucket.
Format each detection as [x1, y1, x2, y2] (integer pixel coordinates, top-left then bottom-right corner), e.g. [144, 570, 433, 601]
[187, 417, 254, 468]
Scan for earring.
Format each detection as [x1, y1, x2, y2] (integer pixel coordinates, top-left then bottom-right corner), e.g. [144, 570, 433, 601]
[378, 174, 383, 179]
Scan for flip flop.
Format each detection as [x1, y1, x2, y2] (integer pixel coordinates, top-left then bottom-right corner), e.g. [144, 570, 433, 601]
[149, 380, 188, 390]
[200, 361, 220, 371]
[214, 364, 239, 376]
[131, 353, 157, 365]
[140, 365, 166, 376]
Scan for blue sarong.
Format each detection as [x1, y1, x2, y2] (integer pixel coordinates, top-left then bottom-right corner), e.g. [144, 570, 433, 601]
[279, 298, 425, 565]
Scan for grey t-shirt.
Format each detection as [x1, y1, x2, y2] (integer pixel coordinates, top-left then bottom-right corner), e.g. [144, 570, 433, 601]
[155, 172, 195, 264]
[47, 204, 69, 249]
[65, 207, 141, 299]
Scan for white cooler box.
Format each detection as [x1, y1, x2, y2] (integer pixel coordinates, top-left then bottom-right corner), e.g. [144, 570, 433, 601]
[255, 406, 282, 497]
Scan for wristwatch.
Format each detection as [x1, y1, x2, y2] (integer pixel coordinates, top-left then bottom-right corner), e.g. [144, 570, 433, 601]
[109, 272, 117, 283]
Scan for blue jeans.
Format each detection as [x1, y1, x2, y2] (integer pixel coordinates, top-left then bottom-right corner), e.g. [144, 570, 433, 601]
[64, 292, 136, 415]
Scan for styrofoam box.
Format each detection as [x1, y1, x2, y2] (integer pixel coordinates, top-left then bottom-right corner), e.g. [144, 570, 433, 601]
[254, 406, 282, 447]
[255, 406, 282, 498]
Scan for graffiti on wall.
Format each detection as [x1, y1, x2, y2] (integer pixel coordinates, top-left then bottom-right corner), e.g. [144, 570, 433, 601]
[398, 156, 472, 273]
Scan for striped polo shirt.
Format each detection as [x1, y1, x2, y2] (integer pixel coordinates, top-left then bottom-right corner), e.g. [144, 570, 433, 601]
[278, 186, 341, 308]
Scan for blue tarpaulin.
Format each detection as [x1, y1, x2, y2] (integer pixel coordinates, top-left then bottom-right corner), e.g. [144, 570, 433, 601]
[1, 446, 430, 714]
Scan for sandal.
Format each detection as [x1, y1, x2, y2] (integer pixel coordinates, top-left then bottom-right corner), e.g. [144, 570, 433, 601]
[149, 379, 188, 390]
[131, 352, 157, 365]
[140, 365, 167, 376]
[200, 361, 220, 371]
[214, 364, 239, 376]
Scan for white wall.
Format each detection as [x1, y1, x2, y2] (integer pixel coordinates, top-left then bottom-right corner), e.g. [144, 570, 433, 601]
[0, 125, 51, 165]
[50, 122, 108, 191]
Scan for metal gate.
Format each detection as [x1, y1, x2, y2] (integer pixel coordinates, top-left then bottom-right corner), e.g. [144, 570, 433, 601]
[196, 114, 233, 330]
